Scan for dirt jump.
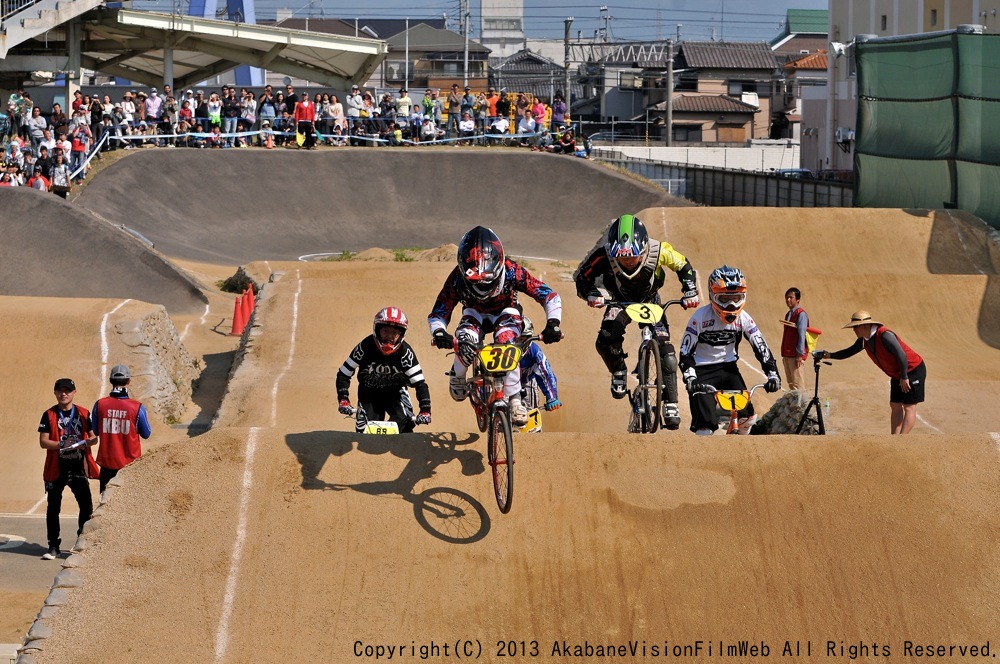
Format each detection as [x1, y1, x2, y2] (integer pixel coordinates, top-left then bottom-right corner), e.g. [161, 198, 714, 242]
[0, 149, 997, 663]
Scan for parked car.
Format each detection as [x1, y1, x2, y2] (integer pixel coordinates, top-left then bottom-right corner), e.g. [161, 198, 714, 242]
[775, 168, 816, 179]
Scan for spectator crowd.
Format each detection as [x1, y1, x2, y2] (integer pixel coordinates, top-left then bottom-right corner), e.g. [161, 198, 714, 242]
[2, 83, 589, 195]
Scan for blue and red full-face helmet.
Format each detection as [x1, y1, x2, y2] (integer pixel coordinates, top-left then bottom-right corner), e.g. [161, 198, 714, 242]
[458, 226, 506, 300]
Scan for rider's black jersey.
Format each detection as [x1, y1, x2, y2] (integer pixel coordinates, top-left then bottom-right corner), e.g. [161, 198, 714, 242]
[336, 336, 431, 412]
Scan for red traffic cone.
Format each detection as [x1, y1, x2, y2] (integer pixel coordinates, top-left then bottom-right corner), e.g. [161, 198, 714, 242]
[230, 295, 246, 336]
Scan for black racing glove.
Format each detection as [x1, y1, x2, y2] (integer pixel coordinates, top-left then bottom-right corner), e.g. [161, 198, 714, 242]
[432, 329, 454, 349]
[540, 319, 563, 344]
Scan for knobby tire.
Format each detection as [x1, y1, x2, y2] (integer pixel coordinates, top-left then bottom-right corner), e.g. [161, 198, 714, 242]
[636, 339, 663, 434]
[488, 407, 515, 513]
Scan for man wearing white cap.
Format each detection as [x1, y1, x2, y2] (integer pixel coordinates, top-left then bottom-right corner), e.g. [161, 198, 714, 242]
[91, 364, 152, 492]
[815, 310, 926, 434]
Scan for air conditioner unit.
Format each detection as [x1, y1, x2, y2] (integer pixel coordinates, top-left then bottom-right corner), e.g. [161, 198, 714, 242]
[835, 127, 855, 143]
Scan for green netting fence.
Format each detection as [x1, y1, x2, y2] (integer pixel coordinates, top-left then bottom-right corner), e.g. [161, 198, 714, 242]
[855, 30, 1000, 230]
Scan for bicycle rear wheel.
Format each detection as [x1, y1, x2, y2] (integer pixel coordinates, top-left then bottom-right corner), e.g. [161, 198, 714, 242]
[635, 339, 663, 433]
[487, 407, 515, 513]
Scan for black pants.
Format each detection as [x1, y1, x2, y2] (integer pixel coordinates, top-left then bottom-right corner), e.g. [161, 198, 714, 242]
[596, 300, 679, 405]
[688, 361, 752, 432]
[356, 388, 415, 433]
[99, 466, 120, 494]
[297, 121, 316, 148]
[46, 474, 93, 549]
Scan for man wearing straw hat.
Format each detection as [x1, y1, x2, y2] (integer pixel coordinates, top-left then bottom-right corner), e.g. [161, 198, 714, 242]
[815, 311, 926, 434]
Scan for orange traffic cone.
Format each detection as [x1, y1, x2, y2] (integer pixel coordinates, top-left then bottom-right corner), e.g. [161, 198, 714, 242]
[265, 131, 274, 149]
[244, 285, 256, 313]
[241, 287, 253, 321]
[230, 295, 246, 336]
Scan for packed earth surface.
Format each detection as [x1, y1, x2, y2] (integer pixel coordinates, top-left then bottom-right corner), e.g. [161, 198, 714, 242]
[1, 149, 999, 663]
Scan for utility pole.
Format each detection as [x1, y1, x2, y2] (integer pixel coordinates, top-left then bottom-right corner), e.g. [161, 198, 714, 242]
[462, 0, 470, 86]
[564, 17, 573, 109]
[666, 38, 673, 146]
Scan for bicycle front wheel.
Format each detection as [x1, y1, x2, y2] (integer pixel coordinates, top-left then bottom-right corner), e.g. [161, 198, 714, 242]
[635, 339, 663, 434]
[487, 407, 515, 513]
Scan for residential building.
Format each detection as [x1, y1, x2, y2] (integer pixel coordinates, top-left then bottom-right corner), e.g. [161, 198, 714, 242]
[480, 0, 525, 58]
[828, 0, 983, 171]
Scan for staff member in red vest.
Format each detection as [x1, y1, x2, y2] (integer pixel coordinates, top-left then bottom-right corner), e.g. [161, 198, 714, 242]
[38, 377, 99, 560]
[780, 287, 810, 391]
[91, 364, 152, 492]
[816, 311, 926, 434]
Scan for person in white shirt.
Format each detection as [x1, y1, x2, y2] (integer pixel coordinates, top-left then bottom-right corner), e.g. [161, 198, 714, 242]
[516, 114, 535, 145]
[458, 112, 476, 145]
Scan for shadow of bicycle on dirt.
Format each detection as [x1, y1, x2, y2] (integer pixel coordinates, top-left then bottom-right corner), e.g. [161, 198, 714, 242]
[284, 430, 491, 543]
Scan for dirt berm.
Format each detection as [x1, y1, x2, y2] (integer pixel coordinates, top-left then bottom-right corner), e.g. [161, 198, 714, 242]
[0, 188, 207, 313]
[75, 149, 689, 264]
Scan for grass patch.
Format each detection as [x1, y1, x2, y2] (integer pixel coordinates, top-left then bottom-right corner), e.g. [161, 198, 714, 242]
[321, 250, 354, 262]
[393, 248, 415, 262]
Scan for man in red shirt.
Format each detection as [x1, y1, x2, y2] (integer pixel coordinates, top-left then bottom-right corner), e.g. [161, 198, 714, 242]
[91, 365, 152, 492]
[293, 94, 317, 150]
[816, 310, 926, 434]
[38, 378, 99, 560]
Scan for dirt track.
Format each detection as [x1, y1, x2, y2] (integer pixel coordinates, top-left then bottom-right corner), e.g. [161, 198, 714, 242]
[0, 150, 999, 662]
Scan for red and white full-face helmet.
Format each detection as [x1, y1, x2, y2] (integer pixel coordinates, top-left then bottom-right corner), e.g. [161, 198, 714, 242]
[458, 226, 506, 300]
[373, 306, 408, 355]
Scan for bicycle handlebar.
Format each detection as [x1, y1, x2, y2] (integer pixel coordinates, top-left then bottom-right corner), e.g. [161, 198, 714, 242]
[603, 299, 684, 309]
[691, 383, 767, 397]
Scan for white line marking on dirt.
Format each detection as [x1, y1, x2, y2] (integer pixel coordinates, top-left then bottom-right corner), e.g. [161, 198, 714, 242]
[270, 271, 302, 427]
[25, 495, 46, 515]
[213, 426, 260, 663]
[180, 304, 211, 342]
[215, 271, 302, 660]
[101, 299, 132, 385]
[917, 414, 942, 433]
[740, 358, 767, 379]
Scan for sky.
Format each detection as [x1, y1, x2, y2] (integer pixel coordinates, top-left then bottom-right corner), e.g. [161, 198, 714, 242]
[140, 0, 828, 43]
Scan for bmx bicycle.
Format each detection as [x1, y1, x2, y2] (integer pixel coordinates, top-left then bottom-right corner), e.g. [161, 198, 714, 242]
[604, 300, 684, 434]
[692, 383, 767, 435]
[459, 338, 538, 514]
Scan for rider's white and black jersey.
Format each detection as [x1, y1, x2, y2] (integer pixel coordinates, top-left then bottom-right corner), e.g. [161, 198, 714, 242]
[336, 336, 432, 412]
[678, 306, 778, 374]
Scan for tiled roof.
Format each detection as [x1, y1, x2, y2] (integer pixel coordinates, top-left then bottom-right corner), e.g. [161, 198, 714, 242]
[386, 24, 490, 53]
[677, 41, 778, 70]
[489, 50, 583, 100]
[784, 50, 828, 71]
[651, 94, 759, 114]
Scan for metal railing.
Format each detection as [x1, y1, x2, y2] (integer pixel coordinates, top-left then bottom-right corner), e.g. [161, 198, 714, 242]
[598, 153, 854, 208]
[1, 0, 42, 21]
